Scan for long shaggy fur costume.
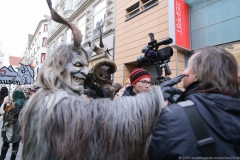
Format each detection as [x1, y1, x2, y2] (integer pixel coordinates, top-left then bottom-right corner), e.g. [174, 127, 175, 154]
[19, 87, 164, 160]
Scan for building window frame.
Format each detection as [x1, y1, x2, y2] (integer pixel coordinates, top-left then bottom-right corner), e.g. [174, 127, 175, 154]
[43, 24, 48, 32]
[93, 0, 106, 38]
[41, 53, 46, 63]
[78, 15, 86, 44]
[42, 38, 47, 47]
[125, 0, 159, 21]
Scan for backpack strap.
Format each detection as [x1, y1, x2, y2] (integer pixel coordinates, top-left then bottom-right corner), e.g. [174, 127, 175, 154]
[178, 100, 219, 157]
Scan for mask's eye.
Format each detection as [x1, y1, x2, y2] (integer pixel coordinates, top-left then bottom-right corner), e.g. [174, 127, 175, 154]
[74, 62, 82, 67]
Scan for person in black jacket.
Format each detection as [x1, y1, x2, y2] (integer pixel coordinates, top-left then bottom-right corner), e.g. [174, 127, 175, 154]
[149, 46, 240, 159]
[0, 90, 26, 160]
[0, 87, 8, 107]
[122, 68, 152, 97]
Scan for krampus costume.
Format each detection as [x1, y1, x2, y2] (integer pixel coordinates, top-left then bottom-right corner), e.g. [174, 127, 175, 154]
[84, 28, 117, 99]
[19, 1, 164, 160]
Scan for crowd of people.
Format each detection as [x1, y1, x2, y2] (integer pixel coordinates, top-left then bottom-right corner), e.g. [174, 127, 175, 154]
[0, 45, 239, 160]
[0, 0, 239, 159]
[0, 85, 38, 160]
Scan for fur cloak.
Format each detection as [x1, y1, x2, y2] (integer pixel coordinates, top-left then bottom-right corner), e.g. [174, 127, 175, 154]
[19, 87, 164, 160]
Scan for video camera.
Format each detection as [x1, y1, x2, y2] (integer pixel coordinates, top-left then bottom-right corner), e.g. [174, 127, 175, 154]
[137, 33, 173, 81]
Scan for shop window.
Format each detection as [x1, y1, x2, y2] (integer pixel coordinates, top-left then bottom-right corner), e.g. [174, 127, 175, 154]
[42, 38, 47, 47]
[125, 0, 158, 21]
[93, 0, 106, 38]
[43, 24, 48, 32]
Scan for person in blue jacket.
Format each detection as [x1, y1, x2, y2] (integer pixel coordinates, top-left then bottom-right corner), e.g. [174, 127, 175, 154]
[149, 46, 240, 159]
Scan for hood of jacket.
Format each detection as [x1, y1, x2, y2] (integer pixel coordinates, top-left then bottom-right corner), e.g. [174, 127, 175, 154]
[122, 86, 136, 97]
[181, 82, 240, 143]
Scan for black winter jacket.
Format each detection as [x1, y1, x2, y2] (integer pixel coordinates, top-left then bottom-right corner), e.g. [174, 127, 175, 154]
[122, 86, 136, 97]
[149, 83, 240, 160]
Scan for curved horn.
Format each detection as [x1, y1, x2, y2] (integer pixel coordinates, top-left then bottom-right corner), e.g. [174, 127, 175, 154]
[98, 28, 104, 48]
[46, 0, 82, 48]
[93, 59, 117, 81]
[98, 28, 111, 58]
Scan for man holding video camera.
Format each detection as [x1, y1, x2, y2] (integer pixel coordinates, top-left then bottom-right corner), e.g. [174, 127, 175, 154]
[149, 46, 240, 159]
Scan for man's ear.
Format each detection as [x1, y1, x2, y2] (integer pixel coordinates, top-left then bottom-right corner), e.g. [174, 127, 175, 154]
[194, 74, 198, 82]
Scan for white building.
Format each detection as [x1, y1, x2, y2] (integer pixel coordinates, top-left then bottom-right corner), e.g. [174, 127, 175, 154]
[47, 0, 116, 69]
[0, 41, 9, 68]
[0, 41, 9, 89]
[21, 19, 49, 81]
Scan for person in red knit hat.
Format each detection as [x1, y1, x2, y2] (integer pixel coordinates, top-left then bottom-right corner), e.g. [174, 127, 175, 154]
[122, 68, 152, 96]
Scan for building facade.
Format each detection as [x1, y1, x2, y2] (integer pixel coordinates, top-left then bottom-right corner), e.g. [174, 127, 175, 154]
[21, 19, 49, 81]
[186, 0, 240, 63]
[115, 0, 185, 88]
[47, 0, 116, 69]
[114, 0, 240, 87]
[0, 41, 9, 68]
[0, 41, 8, 88]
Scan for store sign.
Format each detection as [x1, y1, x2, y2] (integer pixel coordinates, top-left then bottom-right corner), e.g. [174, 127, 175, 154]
[168, 0, 191, 51]
[0, 65, 34, 84]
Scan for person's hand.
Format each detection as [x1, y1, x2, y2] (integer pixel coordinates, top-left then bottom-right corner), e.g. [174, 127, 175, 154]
[4, 99, 13, 112]
[5, 99, 11, 106]
[160, 74, 186, 104]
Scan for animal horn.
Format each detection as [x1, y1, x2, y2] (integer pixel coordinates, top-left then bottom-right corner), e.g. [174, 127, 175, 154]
[98, 28, 105, 48]
[93, 59, 117, 81]
[46, 0, 82, 48]
[98, 28, 110, 59]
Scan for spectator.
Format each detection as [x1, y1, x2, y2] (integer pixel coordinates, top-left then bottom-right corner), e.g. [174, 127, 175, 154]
[0, 87, 8, 107]
[0, 90, 26, 160]
[112, 83, 123, 97]
[149, 46, 240, 159]
[122, 68, 152, 96]
[0, 87, 8, 121]
[125, 78, 131, 88]
[114, 78, 130, 99]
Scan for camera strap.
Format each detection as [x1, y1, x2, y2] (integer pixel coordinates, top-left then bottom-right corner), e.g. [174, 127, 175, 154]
[178, 100, 219, 157]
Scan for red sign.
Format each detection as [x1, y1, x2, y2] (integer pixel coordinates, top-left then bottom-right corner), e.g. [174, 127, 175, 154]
[169, 0, 191, 51]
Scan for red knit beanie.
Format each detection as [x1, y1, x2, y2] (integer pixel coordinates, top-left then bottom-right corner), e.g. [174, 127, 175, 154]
[130, 68, 151, 86]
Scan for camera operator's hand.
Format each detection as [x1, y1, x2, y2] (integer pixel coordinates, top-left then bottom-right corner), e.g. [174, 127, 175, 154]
[160, 74, 186, 104]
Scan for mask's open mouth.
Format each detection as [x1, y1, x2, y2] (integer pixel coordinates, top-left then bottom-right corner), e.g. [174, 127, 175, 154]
[73, 76, 84, 83]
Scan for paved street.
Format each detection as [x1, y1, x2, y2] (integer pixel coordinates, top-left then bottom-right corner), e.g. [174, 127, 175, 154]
[0, 121, 22, 160]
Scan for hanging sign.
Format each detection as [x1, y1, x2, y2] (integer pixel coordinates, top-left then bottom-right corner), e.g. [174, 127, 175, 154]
[0, 65, 34, 84]
[168, 0, 191, 51]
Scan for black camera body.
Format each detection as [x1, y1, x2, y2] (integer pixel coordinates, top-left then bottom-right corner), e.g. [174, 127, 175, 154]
[137, 33, 173, 81]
